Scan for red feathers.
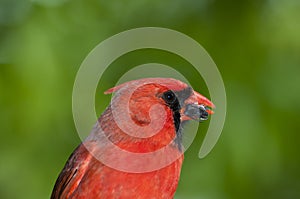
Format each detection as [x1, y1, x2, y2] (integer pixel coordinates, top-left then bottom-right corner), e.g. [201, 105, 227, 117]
[51, 78, 213, 199]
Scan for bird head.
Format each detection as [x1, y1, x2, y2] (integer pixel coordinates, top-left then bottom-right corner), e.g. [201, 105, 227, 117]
[103, 78, 214, 151]
[105, 78, 214, 128]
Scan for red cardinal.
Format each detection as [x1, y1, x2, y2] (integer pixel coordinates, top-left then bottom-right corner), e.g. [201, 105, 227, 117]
[51, 78, 214, 199]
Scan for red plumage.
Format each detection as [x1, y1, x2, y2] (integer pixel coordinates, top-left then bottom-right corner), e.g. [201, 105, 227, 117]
[51, 78, 214, 199]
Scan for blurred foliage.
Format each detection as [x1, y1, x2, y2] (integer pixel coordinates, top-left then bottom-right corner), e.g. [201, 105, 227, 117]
[1, 0, 300, 198]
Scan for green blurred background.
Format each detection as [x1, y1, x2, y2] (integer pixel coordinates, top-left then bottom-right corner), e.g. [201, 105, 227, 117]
[1, 0, 300, 198]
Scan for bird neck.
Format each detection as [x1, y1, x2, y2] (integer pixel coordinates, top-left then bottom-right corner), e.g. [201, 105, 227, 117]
[98, 106, 182, 153]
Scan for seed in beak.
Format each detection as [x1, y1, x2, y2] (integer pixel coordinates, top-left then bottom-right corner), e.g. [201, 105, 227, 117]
[199, 105, 209, 121]
[184, 104, 210, 121]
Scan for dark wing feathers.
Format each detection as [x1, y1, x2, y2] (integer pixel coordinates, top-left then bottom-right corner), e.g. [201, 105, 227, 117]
[51, 144, 91, 199]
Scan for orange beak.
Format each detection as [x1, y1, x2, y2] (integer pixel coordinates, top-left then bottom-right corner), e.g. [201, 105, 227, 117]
[181, 91, 215, 121]
[193, 91, 215, 115]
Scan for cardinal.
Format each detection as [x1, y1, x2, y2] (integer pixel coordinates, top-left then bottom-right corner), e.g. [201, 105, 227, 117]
[51, 78, 214, 199]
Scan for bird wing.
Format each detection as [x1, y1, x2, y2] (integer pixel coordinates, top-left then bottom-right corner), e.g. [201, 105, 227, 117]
[50, 143, 93, 199]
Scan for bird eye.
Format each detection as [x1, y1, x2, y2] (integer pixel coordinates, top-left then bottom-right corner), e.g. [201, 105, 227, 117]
[162, 90, 176, 104]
